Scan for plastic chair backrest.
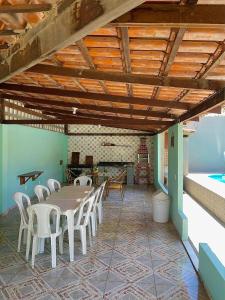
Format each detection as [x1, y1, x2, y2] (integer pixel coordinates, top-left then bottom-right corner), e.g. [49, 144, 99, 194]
[34, 185, 50, 202]
[76, 194, 95, 226]
[13, 192, 31, 225]
[92, 186, 102, 211]
[97, 181, 107, 205]
[74, 176, 92, 187]
[27, 203, 61, 238]
[47, 179, 61, 193]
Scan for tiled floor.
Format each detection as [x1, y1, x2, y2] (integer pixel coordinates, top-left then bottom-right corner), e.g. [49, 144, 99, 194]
[0, 185, 209, 299]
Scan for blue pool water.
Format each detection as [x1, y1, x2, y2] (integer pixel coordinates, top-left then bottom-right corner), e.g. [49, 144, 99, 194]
[208, 174, 225, 184]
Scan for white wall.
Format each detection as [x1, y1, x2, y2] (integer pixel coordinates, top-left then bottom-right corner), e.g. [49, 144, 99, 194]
[188, 115, 225, 173]
[68, 125, 154, 182]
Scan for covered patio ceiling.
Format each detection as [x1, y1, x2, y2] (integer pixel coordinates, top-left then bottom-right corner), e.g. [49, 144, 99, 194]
[0, 0, 225, 134]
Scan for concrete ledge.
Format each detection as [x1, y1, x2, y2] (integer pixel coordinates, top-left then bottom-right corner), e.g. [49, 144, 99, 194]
[184, 175, 225, 224]
[199, 243, 225, 300]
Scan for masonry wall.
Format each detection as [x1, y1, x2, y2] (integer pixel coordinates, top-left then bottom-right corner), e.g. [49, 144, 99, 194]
[68, 125, 154, 181]
[0, 125, 67, 214]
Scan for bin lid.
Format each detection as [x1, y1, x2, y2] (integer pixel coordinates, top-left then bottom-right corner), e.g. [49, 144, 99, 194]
[152, 190, 169, 201]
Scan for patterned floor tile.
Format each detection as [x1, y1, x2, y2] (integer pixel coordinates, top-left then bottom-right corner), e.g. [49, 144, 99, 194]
[0, 186, 209, 300]
[110, 259, 153, 283]
[104, 283, 157, 300]
[154, 261, 199, 287]
[156, 284, 209, 300]
[2, 277, 48, 300]
[42, 267, 80, 289]
[56, 281, 103, 299]
[0, 264, 34, 285]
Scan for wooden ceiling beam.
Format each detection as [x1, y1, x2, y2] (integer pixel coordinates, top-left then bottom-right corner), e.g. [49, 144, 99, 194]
[2, 118, 161, 129]
[0, 30, 20, 36]
[158, 87, 225, 134]
[109, 4, 225, 28]
[0, 4, 52, 13]
[28, 107, 167, 125]
[0, 0, 145, 83]
[0, 85, 191, 110]
[179, 88, 225, 123]
[27, 64, 224, 90]
[19, 108, 171, 126]
[23, 101, 176, 119]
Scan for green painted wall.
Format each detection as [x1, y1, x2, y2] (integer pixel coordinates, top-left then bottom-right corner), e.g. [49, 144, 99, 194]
[168, 123, 188, 241]
[0, 125, 67, 214]
[199, 243, 225, 300]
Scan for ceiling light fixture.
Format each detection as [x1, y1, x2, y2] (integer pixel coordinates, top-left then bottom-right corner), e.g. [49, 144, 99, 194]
[72, 107, 78, 115]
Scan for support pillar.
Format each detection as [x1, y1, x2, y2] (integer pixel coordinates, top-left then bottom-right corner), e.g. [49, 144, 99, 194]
[168, 123, 188, 240]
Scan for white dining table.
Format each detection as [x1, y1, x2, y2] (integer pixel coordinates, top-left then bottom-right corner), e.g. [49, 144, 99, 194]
[45, 185, 94, 262]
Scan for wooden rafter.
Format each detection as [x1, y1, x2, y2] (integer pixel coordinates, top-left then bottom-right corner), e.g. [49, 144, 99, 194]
[0, 0, 145, 83]
[0, 4, 52, 13]
[76, 39, 109, 94]
[201, 43, 225, 78]
[164, 28, 186, 76]
[27, 65, 224, 90]
[109, 4, 225, 29]
[0, 87, 192, 110]
[24, 102, 176, 119]
[119, 26, 133, 115]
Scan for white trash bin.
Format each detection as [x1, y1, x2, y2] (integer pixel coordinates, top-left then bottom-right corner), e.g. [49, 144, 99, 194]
[152, 191, 170, 223]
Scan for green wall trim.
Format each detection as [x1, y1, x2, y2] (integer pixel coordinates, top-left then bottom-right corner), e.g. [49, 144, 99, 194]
[168, 123, 188, 241]
[199, 243, 225, 300]
[0, 125, 68, 214]
[153, 135, 161, 190]
[153, 133, 165, 190]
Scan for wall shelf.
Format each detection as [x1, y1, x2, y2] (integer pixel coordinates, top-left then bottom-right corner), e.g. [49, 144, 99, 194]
[18, 171, 43, 185]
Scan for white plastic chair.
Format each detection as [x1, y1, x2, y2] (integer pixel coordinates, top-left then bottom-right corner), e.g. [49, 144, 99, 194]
[84, 187, 101, 237]
[34, 185, 50, 202]
[47, 179, 61, 193]
[26, 203, 63, 268]
[62, 194, 95, 255]
[13, 192, 31, 252]
[96, 181, 107, 225]
[74, 175, 92, 187]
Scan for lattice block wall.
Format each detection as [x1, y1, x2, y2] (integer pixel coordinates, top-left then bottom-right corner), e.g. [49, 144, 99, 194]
[68, 125, 154, 183]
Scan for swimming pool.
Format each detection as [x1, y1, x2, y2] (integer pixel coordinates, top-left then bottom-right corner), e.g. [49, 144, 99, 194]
[208, 174, 225, 184]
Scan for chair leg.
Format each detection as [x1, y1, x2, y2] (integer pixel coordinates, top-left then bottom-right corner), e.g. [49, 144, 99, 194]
[91, 214, 96, 237]
[17, 225, 23, 252]
[88, 220, 92, 247]
[59, 234, 63, 255]
[98, 204, 103, 224]
[51, 237, 57, 268]
[80, 227, 87, 255]
[31, 236, 38, 268]
[26, 230, 31, 261]
[23, 228, 27, 245]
